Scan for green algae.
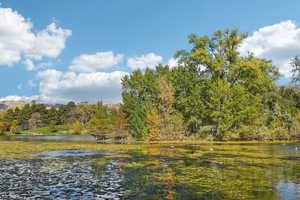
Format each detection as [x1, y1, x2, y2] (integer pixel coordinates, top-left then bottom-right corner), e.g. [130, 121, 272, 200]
[0, 141, 299, 199]
[119, 144, 300, 200]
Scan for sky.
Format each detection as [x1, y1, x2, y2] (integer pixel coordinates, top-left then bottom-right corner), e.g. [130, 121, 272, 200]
[0, 0, 300, 103]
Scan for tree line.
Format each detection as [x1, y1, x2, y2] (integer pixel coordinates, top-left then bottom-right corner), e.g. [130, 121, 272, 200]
[0, 102, 127, 135]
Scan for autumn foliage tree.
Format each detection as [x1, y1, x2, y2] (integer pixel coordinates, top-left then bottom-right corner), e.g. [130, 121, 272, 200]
[0, 122, 10, 134]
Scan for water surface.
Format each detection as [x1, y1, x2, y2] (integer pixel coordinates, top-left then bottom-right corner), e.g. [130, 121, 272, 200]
[0, 136, 299, 199]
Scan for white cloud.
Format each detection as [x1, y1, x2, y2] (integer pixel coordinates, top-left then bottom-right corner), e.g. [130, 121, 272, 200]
[69, 52, 123, 72]
[37, 69, 128, 103]
[127, 53, 163, 70]
[26, 23, 72, 60]
[0, 95, 38, 102]
[0, 7, 71, 69]
[167, 58, 179, 68]
[22, 59, 35, 70]
[239, 20, 300, 77]
[0, 8, 34, 66]
[38, 61, 54, 68]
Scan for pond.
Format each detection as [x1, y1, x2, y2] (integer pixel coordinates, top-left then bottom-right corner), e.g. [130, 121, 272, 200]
[0, 136, 300, 199]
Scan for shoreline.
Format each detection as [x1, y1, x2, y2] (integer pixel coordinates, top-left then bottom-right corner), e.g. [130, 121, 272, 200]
[1, 133, 299, 145]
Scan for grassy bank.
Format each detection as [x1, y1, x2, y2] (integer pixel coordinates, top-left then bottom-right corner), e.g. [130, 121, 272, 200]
[1, 125, 72, 136]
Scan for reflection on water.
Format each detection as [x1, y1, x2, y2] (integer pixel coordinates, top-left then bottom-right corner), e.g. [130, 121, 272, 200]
[121, 143, 300, 200]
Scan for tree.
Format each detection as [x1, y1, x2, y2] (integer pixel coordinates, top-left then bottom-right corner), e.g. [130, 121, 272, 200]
[58, 101, 76, 124]
[28, 112, 42, 129]
[72, 120, 82, 134]
[49, 120, 57, 133]
[19, 104, 33, 130]
[77, 104, 93, 125]
[173, 29, 279, 139]
[146, 107, 161, 141]
[47, 108, 59, 126]
[291, 56, 300, 85]
[87, 102, 114, 135]
[10, 120, 19, 134]
[0, 122, 10, 134]
[122, 68, 164, 139]
[4, 109, 16, 122]
[156, 77, 186, 140]
[114, 108, 128, 131]
[122, 29, 286, 141]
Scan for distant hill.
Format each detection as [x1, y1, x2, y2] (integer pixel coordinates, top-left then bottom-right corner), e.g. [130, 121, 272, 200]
[0, 100, 120, 111]
[0, 100, 35, 111]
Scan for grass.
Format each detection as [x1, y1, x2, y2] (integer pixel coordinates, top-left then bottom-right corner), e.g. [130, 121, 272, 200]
[19, 125, 71, 135]
[0, 141, 146, 157]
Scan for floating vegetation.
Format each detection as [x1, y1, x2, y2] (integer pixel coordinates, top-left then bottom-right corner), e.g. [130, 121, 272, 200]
[0, 141, 300, 199]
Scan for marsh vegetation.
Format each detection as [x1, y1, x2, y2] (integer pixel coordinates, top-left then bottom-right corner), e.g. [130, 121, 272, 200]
[0, 136, 299, 199]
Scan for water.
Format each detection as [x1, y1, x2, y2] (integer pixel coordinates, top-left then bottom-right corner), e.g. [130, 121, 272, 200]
[0, 136, 300, 199]
[277, 182, 300, 200]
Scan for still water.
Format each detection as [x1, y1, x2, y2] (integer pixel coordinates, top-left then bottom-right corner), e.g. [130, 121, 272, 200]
[0, 135, 300, 199]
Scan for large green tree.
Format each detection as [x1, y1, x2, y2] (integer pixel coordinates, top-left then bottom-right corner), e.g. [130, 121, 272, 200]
[171, 29, 279, 139]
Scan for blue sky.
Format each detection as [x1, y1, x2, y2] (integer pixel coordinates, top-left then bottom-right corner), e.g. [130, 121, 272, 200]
[0, 0, 299, 103]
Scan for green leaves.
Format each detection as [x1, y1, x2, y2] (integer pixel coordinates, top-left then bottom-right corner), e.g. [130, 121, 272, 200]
[122, 29, 299, 141]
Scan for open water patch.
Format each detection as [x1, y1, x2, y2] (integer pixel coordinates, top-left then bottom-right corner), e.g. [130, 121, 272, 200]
[277, 181, 300, 200]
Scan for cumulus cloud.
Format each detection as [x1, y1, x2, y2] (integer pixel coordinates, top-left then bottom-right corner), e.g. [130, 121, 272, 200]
[127, 53, 162, 70]
[0, 95, 38, 102]
[0, 8, 34, 66]
[37, 69, 128, 103]
[0, 7, 71, 69]
[26, 23, 72, 60]
[69, 52, 123, 72]
[239, 20, 300, 77]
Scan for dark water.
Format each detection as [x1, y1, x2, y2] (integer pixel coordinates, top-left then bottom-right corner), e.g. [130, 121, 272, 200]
[1, 136, 300, 200]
